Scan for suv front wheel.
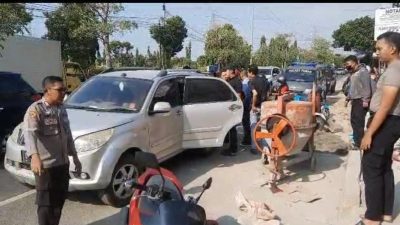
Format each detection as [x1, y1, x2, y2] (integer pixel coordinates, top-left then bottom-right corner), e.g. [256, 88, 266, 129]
[98, 154, 140, 207]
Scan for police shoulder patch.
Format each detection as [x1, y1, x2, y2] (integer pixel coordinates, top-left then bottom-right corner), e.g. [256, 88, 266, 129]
[29, 110, 37, 118]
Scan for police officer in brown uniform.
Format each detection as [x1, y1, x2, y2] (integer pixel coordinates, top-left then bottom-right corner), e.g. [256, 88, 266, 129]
[359, 32, 400, 225]
[23, 76, 81, 225]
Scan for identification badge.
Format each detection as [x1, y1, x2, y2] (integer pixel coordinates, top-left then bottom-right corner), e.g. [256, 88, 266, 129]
[44, 118, 58, 125]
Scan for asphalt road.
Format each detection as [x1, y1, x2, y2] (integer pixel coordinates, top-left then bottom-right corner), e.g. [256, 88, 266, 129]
[0, 147, 256, 225]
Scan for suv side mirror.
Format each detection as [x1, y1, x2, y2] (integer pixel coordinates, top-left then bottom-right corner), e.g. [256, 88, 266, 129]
[203, 177, 212, 190]
[150, 102, 171, 115]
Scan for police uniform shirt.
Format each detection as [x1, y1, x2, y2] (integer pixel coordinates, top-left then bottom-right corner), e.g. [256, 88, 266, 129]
[348, 67, 372, 101]
[23, 98, 77, 169]
[370, 59, 400, 116]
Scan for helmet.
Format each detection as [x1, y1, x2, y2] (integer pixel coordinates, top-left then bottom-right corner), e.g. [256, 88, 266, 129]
[277, 76, 286, 84]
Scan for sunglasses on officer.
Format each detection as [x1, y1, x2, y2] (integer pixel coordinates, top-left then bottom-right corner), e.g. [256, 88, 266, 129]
[49, 87, 67, 93]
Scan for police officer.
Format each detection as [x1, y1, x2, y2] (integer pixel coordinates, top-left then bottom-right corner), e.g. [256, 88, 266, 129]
[359, 32, 400, 225]
[344, 55, 372, 150]
[24, 76, 81, 225]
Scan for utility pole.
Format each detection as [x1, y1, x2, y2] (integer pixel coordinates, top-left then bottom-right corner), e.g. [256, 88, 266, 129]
[250, 5, 254, 65]
[158, 20, 163, 69]
[161, 3, 166, 69]
[210, 12, 217, 29]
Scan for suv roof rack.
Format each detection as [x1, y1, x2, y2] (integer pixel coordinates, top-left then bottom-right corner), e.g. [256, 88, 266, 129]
[100, 67, 159, 74]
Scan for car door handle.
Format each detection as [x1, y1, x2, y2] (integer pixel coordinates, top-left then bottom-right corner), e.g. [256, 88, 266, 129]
[228, 104, 242, 111]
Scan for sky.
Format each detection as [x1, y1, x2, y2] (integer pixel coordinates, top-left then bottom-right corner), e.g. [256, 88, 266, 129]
[26, 3, 393, 61]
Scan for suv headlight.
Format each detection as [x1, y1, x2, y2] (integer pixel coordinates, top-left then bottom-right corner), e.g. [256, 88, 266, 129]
[75, 128, 114, 153]
[10, 124, 22, 144]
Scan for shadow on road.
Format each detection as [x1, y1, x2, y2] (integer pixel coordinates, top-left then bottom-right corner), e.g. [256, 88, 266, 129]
[216, 215, 241, 225]
[67, 191, 104, 206]
[161, 147, 259, 188]
[87, 210, 125, 225]
[278, 151, 345, 186]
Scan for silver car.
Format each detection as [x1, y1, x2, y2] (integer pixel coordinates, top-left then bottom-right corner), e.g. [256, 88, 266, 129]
[4, 69, 243, 207]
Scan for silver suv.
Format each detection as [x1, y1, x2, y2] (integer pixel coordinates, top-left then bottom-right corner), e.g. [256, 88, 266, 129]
[4, 69, 243, 207]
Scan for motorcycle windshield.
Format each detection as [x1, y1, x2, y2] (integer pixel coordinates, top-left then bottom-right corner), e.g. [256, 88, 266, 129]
[139, 175, 183, 225]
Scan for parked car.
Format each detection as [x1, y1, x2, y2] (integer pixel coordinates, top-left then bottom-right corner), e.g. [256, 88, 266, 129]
[334, 68, 347, 76]
[283, 64, 321, 93]
[0, 72, 41, 154]
[4, 69, 243, 207]
[258, 66, 281, 81]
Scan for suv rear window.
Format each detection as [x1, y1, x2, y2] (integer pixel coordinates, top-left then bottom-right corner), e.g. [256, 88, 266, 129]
[184, 79, 236, 104]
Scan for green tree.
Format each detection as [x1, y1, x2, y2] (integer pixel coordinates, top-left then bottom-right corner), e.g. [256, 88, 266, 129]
[333, 54, 345, 68]
[133, 48, 146, 67]
[44, 3, 99, 70]
[289, 40, 299, 62]
[298, 48, 316, 62]
[311, 37, 335, 64]
[109, 40, 134, 67]
[144, 46, 158, 68]
[196, 55, 209, 68]
[185, 41, 191, 60]
[150, 16, 188, 68]
[0, 3, 32, 50]
[253, 35, 269, 66]
[204, 24, 251, 68]
[184, 41, 192, 67]
[267, 34, 294, 68]
[332, 16, 374, 52]
[86, 3, 138, 67]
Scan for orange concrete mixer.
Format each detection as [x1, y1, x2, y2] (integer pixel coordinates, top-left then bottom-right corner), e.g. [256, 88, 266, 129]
[252, 83, 321, 192]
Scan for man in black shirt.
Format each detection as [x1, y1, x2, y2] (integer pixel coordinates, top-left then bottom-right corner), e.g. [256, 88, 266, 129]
[248, 65, 269, 154]
[228, 68, 244, 99]
[221, 67, 243, 156]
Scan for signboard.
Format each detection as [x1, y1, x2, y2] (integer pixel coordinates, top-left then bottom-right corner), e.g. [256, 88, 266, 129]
[374, 8, 400, 40]
[286, 68, 315, 75]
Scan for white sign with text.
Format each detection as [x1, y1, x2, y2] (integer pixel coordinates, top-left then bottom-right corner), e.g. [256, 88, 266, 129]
[375, 7, 400, 40]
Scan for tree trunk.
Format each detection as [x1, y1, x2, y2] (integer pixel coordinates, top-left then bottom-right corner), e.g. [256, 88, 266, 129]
[104, 35, 112, 68]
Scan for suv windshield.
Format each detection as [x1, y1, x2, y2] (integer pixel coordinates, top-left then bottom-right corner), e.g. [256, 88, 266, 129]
[259, 69, 272, 76]
[284, 68, 316, 82]
[65, 76, 153, 112]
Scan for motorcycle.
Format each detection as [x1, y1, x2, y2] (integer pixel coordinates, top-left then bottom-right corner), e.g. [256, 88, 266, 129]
[120, 152, 218, 225]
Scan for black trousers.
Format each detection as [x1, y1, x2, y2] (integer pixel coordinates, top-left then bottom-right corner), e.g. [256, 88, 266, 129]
[350, 99, 368, 147]
[242, 106, 251, 143]
[362, 115, 400, 221]
[35, 164, 70, 225]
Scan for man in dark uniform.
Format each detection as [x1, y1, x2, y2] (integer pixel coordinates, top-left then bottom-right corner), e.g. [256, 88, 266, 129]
[359, 32, 400, 225]
[221, 67, 243, 156]
[248, 65, 269, 155]
[24, 76, 81, 225]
